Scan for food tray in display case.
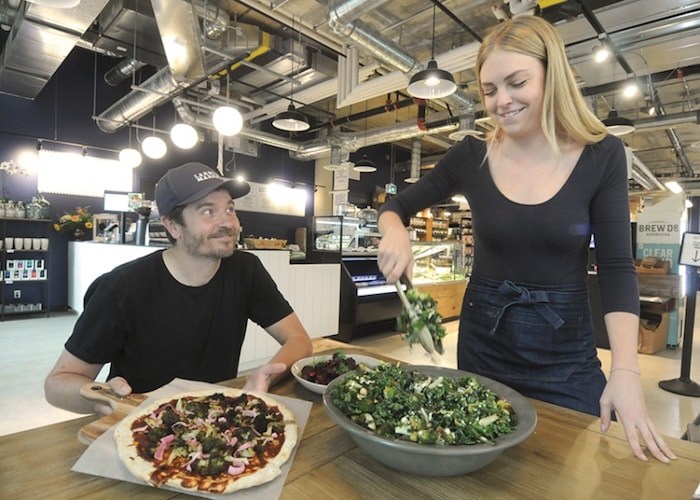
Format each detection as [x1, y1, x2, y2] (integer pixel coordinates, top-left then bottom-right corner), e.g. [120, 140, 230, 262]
[313, 216, 381, 255]
[411, 241, 466, 284]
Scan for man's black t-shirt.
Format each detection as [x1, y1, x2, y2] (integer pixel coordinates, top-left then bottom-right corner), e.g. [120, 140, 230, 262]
[65, 250, 293, 392]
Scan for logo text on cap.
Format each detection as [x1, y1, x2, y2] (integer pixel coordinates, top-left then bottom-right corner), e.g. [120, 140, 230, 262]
[193, 171, 219, 182]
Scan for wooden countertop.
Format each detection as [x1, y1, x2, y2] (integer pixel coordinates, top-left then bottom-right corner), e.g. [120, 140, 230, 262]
[1, 338, 698, 499]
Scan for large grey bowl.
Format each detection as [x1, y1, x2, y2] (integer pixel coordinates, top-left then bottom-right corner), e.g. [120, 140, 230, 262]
[322, 365, 537, 476]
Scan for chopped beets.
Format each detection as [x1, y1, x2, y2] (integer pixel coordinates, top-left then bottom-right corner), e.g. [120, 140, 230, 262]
[300, 352, 358, 385]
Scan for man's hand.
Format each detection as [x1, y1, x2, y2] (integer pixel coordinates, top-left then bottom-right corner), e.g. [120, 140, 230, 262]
[95, 377, 132, 416]
[243, 363, 287, 392]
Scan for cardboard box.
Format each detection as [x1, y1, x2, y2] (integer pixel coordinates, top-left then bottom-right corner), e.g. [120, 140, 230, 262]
[634, 257, 670, 274]
[637, 274, 683, 298]
[638, 311, 669, 354]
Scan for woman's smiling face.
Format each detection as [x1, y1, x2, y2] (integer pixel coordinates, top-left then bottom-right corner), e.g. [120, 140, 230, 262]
[479, 49, 546, 140]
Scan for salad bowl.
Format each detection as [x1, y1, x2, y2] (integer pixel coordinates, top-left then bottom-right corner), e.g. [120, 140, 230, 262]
[323, 364, 537, 476]
[290, 353, 383, 394]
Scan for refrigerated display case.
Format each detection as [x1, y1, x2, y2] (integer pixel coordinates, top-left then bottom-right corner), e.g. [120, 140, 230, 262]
[313, 215, 381, 255]
[320, 233, 467, 341]
[411, 241, 468, 320]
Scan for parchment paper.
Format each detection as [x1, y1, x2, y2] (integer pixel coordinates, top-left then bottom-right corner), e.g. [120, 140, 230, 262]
[72, 378, 312, 499]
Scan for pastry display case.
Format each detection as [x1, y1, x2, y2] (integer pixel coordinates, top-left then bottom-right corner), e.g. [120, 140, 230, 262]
[411, 241, 466, 284]
[410, 241, 468, 321]
[313, 215, 380, 255]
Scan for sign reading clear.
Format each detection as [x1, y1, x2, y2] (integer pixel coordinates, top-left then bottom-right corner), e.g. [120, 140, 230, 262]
[679, 232, 700, 267]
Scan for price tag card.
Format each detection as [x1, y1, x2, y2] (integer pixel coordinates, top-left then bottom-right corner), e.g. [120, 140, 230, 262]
[679, 232, 700, 267]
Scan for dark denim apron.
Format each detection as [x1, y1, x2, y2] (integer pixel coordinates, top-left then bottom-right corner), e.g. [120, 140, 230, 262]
[458, 276, 607, 416]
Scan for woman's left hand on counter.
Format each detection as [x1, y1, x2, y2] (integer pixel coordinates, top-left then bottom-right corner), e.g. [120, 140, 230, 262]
[600, 370, 677, 463]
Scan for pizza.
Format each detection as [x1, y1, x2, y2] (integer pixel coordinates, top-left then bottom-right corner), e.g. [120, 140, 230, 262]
[113, 388, 298, 494]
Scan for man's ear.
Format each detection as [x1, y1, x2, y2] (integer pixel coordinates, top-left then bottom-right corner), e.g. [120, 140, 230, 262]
[160, 215, 181, 240]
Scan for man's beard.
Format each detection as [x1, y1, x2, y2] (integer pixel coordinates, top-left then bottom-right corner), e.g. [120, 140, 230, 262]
[181, 227, 237, 258]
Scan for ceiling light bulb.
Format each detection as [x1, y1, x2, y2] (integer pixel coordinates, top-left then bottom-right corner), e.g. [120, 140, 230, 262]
[212, 106, 243, 136]
[170, 123, 198, 149]
[664, 181, 683, 194]
[593, 45, 610, 63]
[141, 136, 167, 159]
[622, 81, 639, 98]
[119, 147, 142, 168]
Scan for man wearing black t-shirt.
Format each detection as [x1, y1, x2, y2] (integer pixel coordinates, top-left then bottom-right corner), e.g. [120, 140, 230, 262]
[45, 162, 313, 415]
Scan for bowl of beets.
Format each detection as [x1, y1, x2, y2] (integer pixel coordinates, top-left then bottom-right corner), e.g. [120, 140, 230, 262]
[291, 352, 382, 394]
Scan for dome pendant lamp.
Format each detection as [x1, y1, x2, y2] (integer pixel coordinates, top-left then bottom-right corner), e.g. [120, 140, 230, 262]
[273, 103, 310, 132]
[273, 16, 310, 132]
[603, 108, 635, 136]
[407, 5, 456, 99]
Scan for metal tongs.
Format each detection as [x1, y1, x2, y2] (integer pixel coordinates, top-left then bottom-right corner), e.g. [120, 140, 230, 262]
[395, 274, 443, 355]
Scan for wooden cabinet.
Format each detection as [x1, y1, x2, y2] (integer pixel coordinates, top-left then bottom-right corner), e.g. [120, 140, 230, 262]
[415, 280, 467, 320]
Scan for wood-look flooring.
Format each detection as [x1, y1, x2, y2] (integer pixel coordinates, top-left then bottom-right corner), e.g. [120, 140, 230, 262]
[1, 309, 699, 442]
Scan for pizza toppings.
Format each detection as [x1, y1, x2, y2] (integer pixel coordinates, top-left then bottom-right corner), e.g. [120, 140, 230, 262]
[121, 391, 292, 492]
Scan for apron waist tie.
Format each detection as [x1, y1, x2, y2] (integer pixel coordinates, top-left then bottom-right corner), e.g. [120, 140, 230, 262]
[490, 280, 565, 335]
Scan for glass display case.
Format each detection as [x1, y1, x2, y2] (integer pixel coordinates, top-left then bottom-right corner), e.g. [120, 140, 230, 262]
[313, 215, 381, 255]
[411, 241, 466, 284]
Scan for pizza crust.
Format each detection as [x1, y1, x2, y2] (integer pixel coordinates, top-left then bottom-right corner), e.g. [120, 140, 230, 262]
[113, 388, 298, 494]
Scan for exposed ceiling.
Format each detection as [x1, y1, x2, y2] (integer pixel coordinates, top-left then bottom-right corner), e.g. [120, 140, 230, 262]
[0, 0, 699, 194]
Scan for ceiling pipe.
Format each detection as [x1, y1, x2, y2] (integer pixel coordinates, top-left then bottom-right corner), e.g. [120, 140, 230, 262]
[327, 0, 473, 110]
[307, 96, 416, 133]
[574, 0, 695, 180]
[104, 58, 147, 86]
[95, 3, 262, 133]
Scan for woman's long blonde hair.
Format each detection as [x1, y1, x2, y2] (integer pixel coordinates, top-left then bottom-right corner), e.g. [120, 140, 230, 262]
[476, 16, 607, 153]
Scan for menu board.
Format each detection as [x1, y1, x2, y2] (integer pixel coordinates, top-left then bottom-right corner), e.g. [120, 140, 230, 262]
[235, 181, 306, 217]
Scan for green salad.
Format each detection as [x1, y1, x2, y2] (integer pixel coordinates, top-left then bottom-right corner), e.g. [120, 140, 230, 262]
[397, 288, 446, 354]
[330, 363, 516, 445]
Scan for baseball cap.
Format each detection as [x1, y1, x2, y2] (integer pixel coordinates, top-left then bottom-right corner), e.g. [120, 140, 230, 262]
[155, 162, 250, 216]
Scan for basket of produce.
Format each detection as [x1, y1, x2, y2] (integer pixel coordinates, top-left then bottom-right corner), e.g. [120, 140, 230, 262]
[244, 237, 287, 249]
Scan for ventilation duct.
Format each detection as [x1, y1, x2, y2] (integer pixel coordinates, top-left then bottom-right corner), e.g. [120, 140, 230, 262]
[104, 58, 147, 86]
[96, 3, 262, 133]
[405, 139, 421, 183]
[447, 112, 482, 141]
[328, 0, 473, 110]
[0, 0, 111, 98]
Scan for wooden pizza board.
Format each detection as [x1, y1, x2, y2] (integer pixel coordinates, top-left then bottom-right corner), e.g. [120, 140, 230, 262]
[78, 382, 147, 445]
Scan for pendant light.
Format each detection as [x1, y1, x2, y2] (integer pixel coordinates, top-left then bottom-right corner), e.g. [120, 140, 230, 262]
[273, 16, 310, 132]
[602, 108, 635, 136]
[407, 5, 456, 99]
[170, 123, 198, 149]
[119, 127, 142, 168]
[212, 71, 243, 136]
[142, 116, 167, 159]
[353, 101, 377, 173]
[353, 156, 377, 173]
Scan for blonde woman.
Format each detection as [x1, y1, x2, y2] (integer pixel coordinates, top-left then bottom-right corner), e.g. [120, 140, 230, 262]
[377, 16, 675, 463]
